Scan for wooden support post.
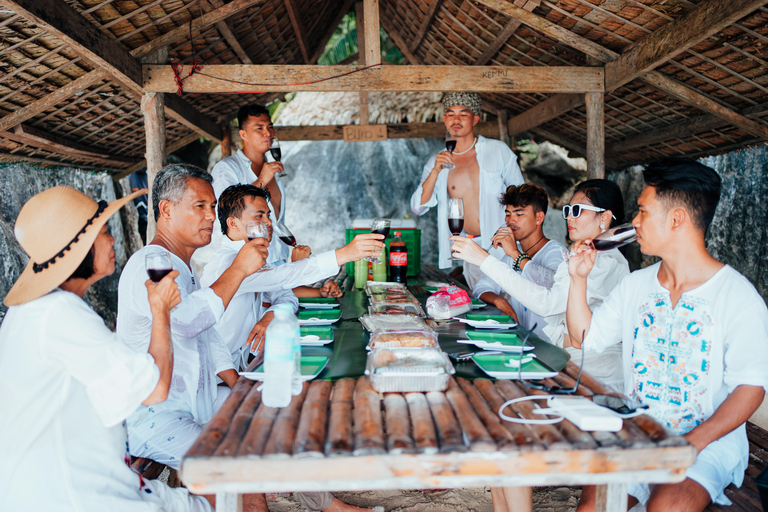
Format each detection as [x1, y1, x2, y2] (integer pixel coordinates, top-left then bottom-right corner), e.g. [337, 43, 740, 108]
[497, 109, 509, 147]
[356, 1, 369, 125]
[142, 92, 166, 242]
[221, 123, 232, 157]
[585, 92, 604, 179]
[595, 483, 627, 512]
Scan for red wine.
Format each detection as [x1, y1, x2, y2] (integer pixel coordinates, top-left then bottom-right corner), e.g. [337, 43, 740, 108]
[372, 227, 390, 238]
[448, 218, 464, 236]
[445, 140, 457, 153]
[280, 235, 297, 246]
[270, 148, 282, 162]
[147, 268, 172, 282]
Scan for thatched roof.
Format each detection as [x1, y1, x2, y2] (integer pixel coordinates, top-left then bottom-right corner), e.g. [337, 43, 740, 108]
[1, 0, 767, 175]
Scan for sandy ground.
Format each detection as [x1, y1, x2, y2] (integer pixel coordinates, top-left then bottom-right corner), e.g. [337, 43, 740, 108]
[264, 487, 582, 512]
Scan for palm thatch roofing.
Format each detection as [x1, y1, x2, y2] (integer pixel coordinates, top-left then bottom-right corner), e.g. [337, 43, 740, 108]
[1, 0, 767, 176]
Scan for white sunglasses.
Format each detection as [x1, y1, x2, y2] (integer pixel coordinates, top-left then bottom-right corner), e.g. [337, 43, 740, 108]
[562, 203, 616, 220]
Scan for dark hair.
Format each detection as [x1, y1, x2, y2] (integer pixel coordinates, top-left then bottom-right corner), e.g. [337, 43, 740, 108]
[218, 184, 271, 236]
[499, 183, 549, 214]
[642, 157, 721, 233]
[66, 246, 95, 281]
[573, 179, 625, 228]
[152, 164, 212, 221]
[237, 104, 271, 129]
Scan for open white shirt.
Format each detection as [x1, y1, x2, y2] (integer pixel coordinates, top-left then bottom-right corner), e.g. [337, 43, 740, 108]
[117, 245, 235, 446]
[473, 240, 567, 342]
[201, 237, 340, 369]
[410, 136, 524, 269]
[212, 149, 289, 264]
[0, 289, 162, 511]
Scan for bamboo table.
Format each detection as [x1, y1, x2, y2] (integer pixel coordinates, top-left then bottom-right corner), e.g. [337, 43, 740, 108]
[180, 287, 696, 512]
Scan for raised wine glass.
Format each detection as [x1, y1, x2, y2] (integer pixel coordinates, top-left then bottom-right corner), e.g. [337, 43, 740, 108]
[273, 220, 297, 247]
[270, 136, 286, 178]
[146, 250, 173, 282]
[246, 221, 274, 272]
[590, 223, 636, 251]
[448, 198, 464, 260]
[442, 133, 456, 170]
[367, 217, 390, 264]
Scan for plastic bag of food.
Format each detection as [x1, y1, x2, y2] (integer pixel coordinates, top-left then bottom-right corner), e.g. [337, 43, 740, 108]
[426, 286, 471, 319]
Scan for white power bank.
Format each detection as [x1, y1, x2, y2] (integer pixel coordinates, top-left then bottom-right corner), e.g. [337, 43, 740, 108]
[545, 396, 623, 432]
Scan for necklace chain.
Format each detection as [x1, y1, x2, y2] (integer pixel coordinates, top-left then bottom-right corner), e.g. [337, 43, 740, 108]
[522, 234, 547, 254]
[453, 137, 477, 155]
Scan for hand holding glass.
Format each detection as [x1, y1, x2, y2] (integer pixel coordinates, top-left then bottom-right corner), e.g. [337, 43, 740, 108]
[590, 223, 636, 251]
[270, 137, 286, 178]
[246, 221, 273, 272]
[146, 250, 173, 282]
[442, 133, 456, 169]
[273, 220, 297, 247]
[366, 218, 390, 264]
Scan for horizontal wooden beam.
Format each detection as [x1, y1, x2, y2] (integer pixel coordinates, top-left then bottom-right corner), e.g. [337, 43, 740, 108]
[112, 132, 201, 180]
[0, 69, 111, 132]
[508, 94, 583, 135]
[275, 121, 500, 141]
[143, 65, 604, 93]
[164, 94, 222, 142]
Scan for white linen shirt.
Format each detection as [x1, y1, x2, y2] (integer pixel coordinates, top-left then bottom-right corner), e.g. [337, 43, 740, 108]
[117, 245, 235, 444]
[212, 149, 289, 264]
[410, 136, 524, 269]
[0, 289, 162, 511]
[201, 237, 340, 369]
[473, 240, 567, 342]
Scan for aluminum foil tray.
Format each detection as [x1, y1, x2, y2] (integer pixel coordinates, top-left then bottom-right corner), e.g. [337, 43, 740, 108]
[365, 348, 455, 393]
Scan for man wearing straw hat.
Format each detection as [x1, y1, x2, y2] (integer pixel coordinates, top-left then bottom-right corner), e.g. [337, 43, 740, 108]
[117, 164, 271, 474]
[410, 92, 524, 288]
[0, 186, 213, 510]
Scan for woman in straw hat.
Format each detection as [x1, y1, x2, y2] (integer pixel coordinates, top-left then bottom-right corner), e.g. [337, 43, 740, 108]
[0, 186, 216, 511]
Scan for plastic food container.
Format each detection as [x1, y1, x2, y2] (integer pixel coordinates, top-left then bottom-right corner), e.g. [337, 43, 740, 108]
[370, 292, 420, 304]
[367, 329, 438, 350]
[359, 314, 429, 333]
[365, 281, 408, 296]
[365, 348, 455, 393]
[369, 302, 426, 317]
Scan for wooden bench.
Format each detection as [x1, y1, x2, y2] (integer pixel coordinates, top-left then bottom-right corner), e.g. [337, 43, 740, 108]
[705, 422, 768, 512]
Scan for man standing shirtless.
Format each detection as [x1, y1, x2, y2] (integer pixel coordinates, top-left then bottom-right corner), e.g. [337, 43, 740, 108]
[410, 92, 523, 287]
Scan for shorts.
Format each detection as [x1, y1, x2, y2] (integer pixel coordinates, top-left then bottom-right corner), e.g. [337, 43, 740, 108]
[140, 478, 212, 512]
[628, 427, 747, 506]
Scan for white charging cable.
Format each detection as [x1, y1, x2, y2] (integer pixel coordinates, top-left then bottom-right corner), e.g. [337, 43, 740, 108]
[498, 395, 564, 425]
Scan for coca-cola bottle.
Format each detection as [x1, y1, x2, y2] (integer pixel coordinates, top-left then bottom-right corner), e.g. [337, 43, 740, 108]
[389, 232, 407, 285]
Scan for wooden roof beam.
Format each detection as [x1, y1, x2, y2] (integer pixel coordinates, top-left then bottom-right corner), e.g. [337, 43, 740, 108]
[205, 0, 253, 64]
[284, 0, 310, 62]
[0, 0, 222, 142]
[275, 121, 500, 141]
[143, 65, 604, 93]
[309, 0, 355, 64]
[410, 0, 442, 53]
[474, 0, 539, 66]
[112, 132, 201, 181]
[380, 13, 422, 64]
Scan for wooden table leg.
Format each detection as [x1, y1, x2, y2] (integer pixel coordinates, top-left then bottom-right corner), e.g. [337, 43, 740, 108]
[216, 493, 243, 512]
[595, 483, 627, 512]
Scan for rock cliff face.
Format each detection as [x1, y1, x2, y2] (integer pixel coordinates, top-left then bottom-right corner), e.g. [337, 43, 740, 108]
[607, 145, 768, 302]
[0, 164, 140, 328]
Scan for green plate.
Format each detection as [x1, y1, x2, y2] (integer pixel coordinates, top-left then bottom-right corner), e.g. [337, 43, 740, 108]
[472, 353, 558, 380]
[424, 285, 441, 292]
[299, 298, 338, 304]
[465, 313, 513, 323]
[465, 331, 522, 346]
[245, 356, 330, 381]
[297, 309, 342, 320]
[299, 327, 334, 340]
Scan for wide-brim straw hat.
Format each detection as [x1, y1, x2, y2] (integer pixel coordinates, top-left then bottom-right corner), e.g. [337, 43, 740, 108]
[4, 186, 147, 306]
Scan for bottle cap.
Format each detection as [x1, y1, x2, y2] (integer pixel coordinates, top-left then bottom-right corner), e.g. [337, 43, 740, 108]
[395, 231, 401, 236]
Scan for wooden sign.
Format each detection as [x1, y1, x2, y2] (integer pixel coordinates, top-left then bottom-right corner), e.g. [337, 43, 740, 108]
[343, 124, 387, 142]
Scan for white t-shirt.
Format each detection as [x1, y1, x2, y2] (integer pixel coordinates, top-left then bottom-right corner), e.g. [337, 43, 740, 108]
[410, 136, 524, 269]
[211, 149, 289, 264]
[585, 263, 768, 433]
[201, 237, 340, 369]
[0, 289, 162, 511]
[117, 245, 235, 447]
[473, 239, 567, 342]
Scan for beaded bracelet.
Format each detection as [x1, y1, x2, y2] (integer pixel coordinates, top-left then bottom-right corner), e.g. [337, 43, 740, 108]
[513, 253, 531, 272]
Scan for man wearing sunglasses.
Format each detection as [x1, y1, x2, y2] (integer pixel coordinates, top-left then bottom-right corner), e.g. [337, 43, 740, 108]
[567, 157, 768, 512]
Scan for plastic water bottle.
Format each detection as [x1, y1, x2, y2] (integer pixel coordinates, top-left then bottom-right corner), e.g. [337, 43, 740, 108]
[262, 305, 298, 407]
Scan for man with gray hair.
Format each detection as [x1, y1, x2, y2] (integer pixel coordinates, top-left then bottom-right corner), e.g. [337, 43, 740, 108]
[410, 92, 524, 288]
[117, 164, 269, 474]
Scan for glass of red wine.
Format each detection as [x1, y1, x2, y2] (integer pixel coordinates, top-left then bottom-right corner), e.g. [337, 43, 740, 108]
[273, 220, 297, 247]
[270, 137, 286, 178]
[448, 198, 464, 260]
[146, 250, 173, 282]
[246, 221, 273, 272]
[590, 223, 636, 251]
[442, 133, 456, 170]
[366, 217, 390, 264]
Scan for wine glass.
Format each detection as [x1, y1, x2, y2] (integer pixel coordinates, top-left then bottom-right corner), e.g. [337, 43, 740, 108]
[442, 133, 456, 169]
[447, 198, 464, 260]
[270, 137, 286, 178]
[146, 250, 173, 282]
[367, 217, 390, 264]
[590, 223, 636, 251]
[273, 220, 297, 247]
[246, 221, 274, 272]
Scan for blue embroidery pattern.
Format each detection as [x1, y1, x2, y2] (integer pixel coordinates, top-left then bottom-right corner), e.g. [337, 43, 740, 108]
[632, 292, 713, 434]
